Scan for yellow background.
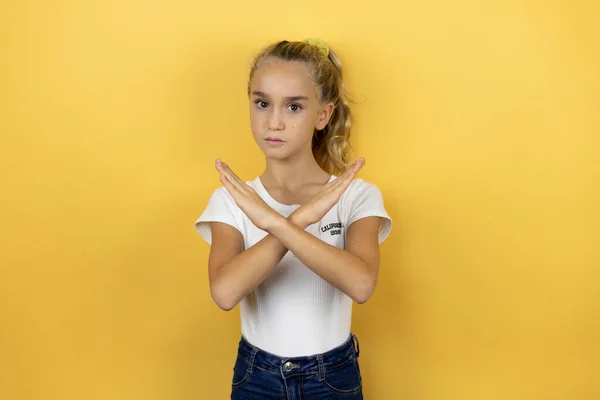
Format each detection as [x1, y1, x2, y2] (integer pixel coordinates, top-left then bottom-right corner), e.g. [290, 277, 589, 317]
[1, 1, 598, 399]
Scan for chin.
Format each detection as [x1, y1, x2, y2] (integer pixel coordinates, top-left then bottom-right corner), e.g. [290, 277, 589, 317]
[262, 149, 290, 160]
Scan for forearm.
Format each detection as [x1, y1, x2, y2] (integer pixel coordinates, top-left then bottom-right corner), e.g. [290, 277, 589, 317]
[212, 215, 301, 310]
[267, 217, 376, 303]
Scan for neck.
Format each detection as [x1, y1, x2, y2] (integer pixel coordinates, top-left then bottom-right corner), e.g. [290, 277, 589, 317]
[261, 152, 330, 190]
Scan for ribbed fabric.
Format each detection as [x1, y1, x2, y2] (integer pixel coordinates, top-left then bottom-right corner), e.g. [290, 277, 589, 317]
[195, 175, 392, 357]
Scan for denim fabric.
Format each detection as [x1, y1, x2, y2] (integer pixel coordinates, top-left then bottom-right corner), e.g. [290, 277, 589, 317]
[230, 333, 363, 399]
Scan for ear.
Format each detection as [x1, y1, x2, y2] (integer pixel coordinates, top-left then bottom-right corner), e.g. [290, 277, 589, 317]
[315, 102, 335, 131]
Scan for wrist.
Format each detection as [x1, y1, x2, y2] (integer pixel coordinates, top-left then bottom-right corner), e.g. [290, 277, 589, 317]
[265, 212, 288, 232]
[289, 211, 310, 229]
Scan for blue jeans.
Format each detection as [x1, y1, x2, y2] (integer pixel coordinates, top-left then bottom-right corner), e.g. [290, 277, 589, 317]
[230, 333, 364, 399]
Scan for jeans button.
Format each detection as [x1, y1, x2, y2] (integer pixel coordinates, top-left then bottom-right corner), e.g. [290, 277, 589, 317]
[283, 361, 292, 372]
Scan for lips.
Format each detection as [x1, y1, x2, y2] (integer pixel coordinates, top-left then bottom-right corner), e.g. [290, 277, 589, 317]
[265, 137, 285, 147]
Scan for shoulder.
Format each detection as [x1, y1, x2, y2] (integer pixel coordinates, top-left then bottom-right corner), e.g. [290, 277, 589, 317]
[338, 177, 387, 217]
[200, 185, 245, 220]
[342, 178, 384, 201]
[339, 178, 392, 243]
[195, 185, 245, 244]
[208, 186, 237, 207]
[350, 177, 378, 190]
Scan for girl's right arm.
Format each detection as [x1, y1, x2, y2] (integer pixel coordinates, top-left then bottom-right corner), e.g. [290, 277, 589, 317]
[207, 213, 303, 311]
[207, 158, 365, 310]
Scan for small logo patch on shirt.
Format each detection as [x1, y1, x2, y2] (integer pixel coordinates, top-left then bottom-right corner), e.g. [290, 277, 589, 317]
[321, 222, 344, 236]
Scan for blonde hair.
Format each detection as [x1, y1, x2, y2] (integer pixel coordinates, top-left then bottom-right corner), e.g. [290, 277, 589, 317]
[247, 40, 353, 176]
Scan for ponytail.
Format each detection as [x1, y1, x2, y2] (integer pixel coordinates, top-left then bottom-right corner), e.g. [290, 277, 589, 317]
[248, 39, 353, 175]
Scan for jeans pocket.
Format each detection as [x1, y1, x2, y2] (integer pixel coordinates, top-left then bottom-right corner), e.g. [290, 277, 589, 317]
[231, 354, 251, 388]
[323, 357, 363, 394]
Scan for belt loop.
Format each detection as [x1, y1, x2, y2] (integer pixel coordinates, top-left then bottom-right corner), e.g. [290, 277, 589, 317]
[317, 354, 325, 382]
[248, 346, 259, 374]
[351, 333, 360, 358]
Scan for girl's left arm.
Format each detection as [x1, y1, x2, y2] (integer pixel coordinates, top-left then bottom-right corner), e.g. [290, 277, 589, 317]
[267, 215, 382, 303]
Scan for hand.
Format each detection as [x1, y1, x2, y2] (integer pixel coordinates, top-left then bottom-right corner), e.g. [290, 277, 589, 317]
[293, 158, 365, 227]
[216, 159, 282, 231]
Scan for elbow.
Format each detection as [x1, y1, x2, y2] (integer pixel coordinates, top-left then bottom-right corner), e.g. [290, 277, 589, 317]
[352, 278, 377, 304]
[210, 282, 238, 311]
[353, 291, 373, 304]
[215, 299, 236, 312]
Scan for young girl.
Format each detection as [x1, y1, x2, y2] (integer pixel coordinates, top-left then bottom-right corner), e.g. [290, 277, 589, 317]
[195, 39, 392, 399]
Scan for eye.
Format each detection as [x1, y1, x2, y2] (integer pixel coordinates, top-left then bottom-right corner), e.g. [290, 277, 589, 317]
[288, 103, 302, 112]
[254, 100, 269, 109]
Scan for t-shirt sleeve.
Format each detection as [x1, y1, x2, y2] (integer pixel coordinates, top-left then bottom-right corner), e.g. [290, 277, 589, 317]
[194, 187, 244, 245]
[344, 179, 393, 243]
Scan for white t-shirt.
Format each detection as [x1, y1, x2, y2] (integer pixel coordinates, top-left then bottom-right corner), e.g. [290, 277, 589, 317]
[195, 175, 392, 357]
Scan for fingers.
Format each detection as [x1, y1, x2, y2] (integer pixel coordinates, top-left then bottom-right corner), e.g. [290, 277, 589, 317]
[216, 160, 245, 196]
[216, 157, 365, 198]
[326, 158, 365, 198]
[219, 172, 239, 196]
[216, 159, 248, 193]
[328, 158, 365, 190]
[344, 158, 365, 181]
[348, 157, 365, 174]
[327, 161, 355, 187]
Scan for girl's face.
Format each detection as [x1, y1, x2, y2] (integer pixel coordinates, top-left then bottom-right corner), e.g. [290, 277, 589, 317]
[249, 58, 333, 161]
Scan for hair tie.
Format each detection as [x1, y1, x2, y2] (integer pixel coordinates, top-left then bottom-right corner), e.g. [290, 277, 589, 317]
[303, 38, 330, 57]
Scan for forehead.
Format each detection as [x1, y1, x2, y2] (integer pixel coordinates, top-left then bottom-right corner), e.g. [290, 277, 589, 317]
[250, 59, 318, 99]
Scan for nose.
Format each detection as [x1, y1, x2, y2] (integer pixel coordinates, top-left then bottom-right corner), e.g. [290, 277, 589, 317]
[267, 109, 285, 131]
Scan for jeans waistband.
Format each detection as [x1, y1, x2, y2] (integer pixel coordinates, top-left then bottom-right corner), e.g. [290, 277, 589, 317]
[237, 333, 360, 377]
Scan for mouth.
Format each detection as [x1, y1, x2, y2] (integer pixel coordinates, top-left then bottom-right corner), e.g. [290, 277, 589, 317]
[265, 137, 285, 146]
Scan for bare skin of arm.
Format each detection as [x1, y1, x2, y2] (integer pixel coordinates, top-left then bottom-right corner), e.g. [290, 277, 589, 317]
[207, 158, 380, 310]
[208, 213, 302, 311]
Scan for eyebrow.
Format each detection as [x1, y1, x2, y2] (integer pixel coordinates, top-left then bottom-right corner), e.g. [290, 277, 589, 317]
[251, 91, 309, 102]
